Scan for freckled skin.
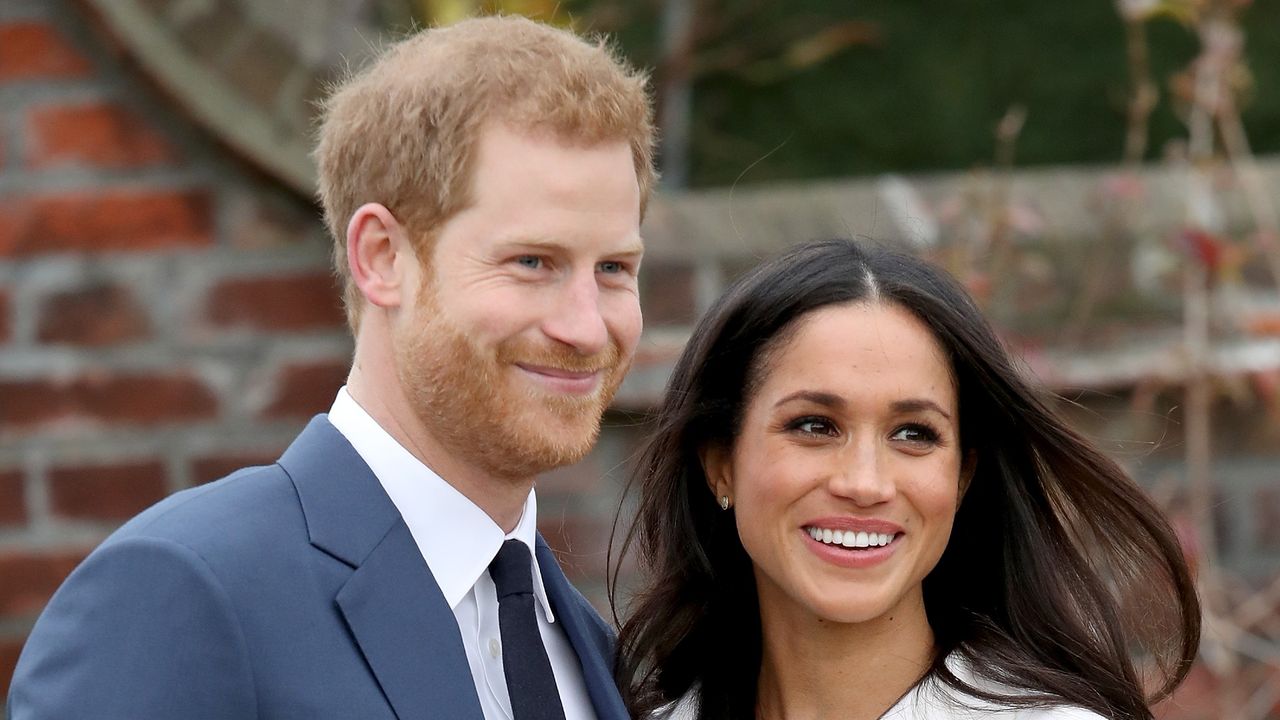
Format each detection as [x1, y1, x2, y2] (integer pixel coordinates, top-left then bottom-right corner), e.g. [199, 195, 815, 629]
[392, 123, 645, 483]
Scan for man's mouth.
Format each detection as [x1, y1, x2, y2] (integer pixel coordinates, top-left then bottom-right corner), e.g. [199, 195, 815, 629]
[515, 363, 606, 394]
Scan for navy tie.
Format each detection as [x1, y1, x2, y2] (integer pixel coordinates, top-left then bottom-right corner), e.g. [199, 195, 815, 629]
[488, 540, 567, 720]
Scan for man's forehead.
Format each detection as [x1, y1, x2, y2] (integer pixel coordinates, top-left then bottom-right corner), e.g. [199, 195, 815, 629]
[490, 234, 645, 255]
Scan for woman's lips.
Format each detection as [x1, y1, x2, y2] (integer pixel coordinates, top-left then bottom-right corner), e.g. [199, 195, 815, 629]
[801, 519, 904, 569]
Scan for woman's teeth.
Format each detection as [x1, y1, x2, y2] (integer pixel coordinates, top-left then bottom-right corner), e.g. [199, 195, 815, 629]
[806, 527, 895, 548]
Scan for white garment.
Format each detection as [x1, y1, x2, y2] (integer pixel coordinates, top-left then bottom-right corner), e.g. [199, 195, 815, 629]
[328, 388, 597, 720]
[655, 654, 1106, 720]
[881, 655, 1107, 720]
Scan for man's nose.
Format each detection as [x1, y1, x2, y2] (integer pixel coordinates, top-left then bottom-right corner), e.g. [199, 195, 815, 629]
[542, 270, 608, 355]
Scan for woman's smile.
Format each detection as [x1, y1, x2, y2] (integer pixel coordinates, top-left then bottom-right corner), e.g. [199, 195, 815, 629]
[706, 301, 966, 628]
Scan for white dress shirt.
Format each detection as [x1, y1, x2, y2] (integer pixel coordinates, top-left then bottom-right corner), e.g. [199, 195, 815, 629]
[328, 388, 597, 720]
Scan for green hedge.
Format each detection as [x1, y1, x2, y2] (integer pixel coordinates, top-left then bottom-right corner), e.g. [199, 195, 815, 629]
[606, 0, 1280, 188]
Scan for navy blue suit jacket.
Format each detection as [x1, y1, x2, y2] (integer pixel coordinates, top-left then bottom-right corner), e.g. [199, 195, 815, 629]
[7, 417, 628, 720]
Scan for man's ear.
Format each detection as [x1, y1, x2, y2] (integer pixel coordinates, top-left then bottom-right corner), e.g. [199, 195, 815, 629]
[347, 202, 413, 309]
[699, 442, 734, 506]
[958, 450, 978, 502]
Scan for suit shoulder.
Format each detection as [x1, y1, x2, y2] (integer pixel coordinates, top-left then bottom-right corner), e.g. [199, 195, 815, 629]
[107, 462, 302, 557]
[576, 590, 614, 638]
[9, 533, 259, 717]
[552, 564, 614, 639]
[535, 538, 616, 657]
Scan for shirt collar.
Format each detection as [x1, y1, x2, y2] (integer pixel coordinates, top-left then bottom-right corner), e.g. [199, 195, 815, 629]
[327, 387, 555, 622]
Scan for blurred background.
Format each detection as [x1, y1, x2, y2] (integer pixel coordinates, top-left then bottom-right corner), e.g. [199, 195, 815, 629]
[1, 0, 1279, 716]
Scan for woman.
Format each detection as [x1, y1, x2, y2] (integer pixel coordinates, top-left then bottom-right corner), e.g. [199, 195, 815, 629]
[612, 240, 1199, 719]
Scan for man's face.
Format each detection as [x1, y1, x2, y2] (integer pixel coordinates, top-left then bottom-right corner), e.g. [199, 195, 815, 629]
[393, 122, 643, 481]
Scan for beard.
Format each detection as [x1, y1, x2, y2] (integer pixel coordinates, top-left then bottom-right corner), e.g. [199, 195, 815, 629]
[393, 288, 629, 482]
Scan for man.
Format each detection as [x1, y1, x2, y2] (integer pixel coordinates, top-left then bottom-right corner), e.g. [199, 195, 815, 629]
[8, 15, 654, 719]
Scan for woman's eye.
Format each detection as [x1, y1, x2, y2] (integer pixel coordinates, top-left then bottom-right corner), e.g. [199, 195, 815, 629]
[790, 417, 836, 436]
[515, 255, 542, 269]
[891, 424, 939, 444]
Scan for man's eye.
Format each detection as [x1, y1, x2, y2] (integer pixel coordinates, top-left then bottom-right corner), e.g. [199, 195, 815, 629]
[516, 255, 542, 269]
[598, 261, 624, 274]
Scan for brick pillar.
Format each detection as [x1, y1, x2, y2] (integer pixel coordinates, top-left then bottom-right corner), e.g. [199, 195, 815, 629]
[0, 1, 350, 696]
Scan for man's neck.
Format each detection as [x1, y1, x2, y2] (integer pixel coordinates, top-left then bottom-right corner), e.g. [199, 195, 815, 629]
[345, 360, 532, 533]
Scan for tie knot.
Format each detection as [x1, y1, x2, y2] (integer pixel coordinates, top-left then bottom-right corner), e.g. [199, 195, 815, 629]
[489, 539, 534, 599]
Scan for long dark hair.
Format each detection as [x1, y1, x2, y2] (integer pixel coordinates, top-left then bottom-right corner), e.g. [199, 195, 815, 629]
[610, 239, 1199, 720]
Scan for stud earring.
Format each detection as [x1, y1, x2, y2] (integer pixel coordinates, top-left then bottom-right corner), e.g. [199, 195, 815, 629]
[719, 495, 731, 511]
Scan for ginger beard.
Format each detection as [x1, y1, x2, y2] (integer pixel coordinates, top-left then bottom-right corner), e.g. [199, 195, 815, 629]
[394, 284, 628, 481]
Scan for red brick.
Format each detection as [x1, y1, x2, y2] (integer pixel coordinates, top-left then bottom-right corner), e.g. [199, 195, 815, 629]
[0, 190, 212, 257]
[0, 373, 218, 430]
[0, 470, 24, 525]
[27, 102, 178, 170]
[48, 461, 167, 520]
[207, 273, 345, 331]
[0, 637, 22, 704]
[0, 550, 88, 617]
[0, 22, 91, 81]
[37, 284, 149, 346]
[190, 452, 281, 486]
[0, 289, 10, 344]
[262, 361, 348, 419]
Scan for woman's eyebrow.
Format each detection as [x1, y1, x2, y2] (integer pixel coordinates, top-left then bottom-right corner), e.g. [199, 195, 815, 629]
[890, 398, 953, 421]
[774, 390, 844, 409]
[773, 392, 953, 421]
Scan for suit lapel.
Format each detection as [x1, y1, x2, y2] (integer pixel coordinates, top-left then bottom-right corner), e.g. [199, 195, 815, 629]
[280, 417, 484, 720]
[536, 539, 629, 720]
[337, 522, 484, 720]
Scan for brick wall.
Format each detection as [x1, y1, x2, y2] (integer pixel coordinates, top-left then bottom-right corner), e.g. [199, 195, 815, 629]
[0, 0, 350, 692]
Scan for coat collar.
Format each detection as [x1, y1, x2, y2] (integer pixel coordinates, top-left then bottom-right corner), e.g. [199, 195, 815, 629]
[536, 539, 629, 720]
[278, 415, 628, 720]
[279, 416, 484, 720]
[278, 415, 401, 567]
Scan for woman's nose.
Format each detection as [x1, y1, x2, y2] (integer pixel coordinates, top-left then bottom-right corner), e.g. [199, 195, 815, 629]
[827, 441, 896, 507]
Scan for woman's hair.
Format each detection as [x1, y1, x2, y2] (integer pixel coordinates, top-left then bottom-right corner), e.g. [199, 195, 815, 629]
[611, 239, 1199, 720]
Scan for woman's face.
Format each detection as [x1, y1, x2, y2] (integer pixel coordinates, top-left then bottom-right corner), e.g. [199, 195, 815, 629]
[705, 301, 969, 628]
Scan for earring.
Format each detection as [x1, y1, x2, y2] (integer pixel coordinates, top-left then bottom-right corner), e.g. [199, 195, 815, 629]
[719, 495, 731, 511]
